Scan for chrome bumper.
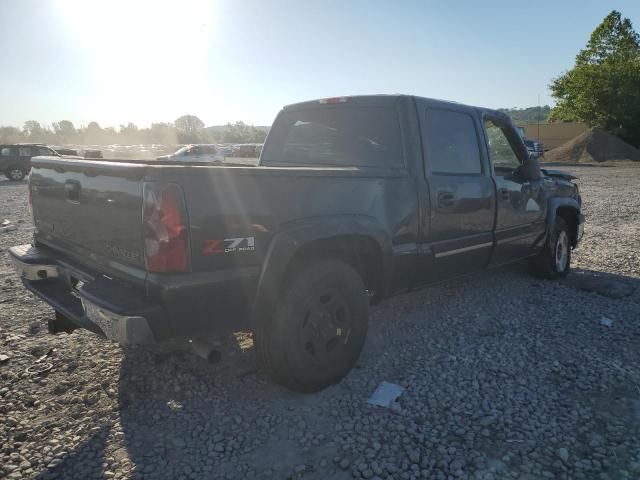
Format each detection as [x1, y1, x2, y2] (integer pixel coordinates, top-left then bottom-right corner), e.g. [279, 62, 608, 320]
[9, 244, 157, 345]
[10, 245, 59, 281]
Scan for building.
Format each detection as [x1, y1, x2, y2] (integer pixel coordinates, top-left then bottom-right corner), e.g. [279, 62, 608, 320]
[517, 122, 588, 151]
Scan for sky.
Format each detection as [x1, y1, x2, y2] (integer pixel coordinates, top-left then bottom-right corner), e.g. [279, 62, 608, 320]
[0, 0, 638, 129]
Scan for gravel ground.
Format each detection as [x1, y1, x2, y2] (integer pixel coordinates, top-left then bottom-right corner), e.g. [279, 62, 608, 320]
[1, 165, 640, 480]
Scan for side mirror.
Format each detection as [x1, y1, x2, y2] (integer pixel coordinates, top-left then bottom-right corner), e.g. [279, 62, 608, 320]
[516, 156, 541, 180]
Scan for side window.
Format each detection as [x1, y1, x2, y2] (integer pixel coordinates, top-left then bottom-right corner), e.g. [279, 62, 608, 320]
[484, 120, 521, 170]
[37, 147, 52, 156]
[1, 147, 11, 156]
[423, 109, 482, 174]
[18, 147, 32, 157]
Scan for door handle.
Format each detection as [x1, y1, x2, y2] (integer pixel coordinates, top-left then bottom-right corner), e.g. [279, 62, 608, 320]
[437, 192, 455, 207]
[498, 188, 510, 201]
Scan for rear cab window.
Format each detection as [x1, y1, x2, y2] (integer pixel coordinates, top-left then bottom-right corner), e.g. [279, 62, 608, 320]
[261, 100, 404, 168]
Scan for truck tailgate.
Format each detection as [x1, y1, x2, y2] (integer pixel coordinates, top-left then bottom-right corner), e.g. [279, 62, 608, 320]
[29, 157, 147, 276]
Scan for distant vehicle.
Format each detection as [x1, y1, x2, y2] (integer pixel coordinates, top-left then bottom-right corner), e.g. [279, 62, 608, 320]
[516, 127, 544, 158]
[78, 149, 103, 159]
[231, 144, 259, 158]
[216, 144, 234, 156]
[10, 95, 584, 393]
[52, 147, 78, 156]
[156, 144, 224, 163]
[0, 143, 59, 181]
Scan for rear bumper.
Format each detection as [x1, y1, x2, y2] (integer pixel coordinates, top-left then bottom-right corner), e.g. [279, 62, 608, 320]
[9, 244, 162, 345]
[9, 243, 260, 344]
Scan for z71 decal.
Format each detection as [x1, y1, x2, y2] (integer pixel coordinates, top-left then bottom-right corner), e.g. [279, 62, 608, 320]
[203, 237, 255, 255]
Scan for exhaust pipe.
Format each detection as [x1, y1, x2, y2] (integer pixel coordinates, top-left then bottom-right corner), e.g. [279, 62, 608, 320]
[191, 339, 222, 364]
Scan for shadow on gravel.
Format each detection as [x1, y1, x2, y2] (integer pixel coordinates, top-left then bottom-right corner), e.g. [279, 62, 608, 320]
[35, 426, 112, 480]
[564, 268, 640, 300]
[0, 179, 27, 187]
[111, 340, 343, 479]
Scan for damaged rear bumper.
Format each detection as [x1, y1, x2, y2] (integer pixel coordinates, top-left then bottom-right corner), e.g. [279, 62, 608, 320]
[9, 244, 161, 345]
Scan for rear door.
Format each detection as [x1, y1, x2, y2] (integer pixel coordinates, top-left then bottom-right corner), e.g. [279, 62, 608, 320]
[419, 104, 496, 279]
[482, 116, 546, 264]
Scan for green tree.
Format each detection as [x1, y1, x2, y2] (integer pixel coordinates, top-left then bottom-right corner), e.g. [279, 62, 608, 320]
[23, 120, 44, 139]
[84, 121, 103, 144]
[149, 122, 178, 144]
[52, 120, 77, 143]
[498, 106, 551, 123]
[174, 115, 205, 143]
[0, 126, 24, 143]
[549, 10, 640, 146]
[222, 121, 267, 143]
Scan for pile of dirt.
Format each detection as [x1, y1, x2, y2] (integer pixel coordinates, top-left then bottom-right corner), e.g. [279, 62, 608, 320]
[544, 128, 640, 163]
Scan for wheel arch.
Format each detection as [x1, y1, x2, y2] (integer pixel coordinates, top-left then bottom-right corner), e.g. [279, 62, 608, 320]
[253, 215, 391, 321]
[547, 197, 581, 247]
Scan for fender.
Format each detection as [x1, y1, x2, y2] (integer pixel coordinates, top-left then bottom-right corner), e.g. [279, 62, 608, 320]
[252, 214, 392, 319]
[546, 196, 582, 243]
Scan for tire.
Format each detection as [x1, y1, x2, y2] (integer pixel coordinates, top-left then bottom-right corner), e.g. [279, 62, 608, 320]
[255, 259, 369, 392]
[6, 167, 26, 181]
[528, 217, 571, 279]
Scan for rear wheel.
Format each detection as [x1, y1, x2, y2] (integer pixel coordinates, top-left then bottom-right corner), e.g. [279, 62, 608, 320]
[529, 217, 571, 279]
[255, 259, 369, 392]
[6, 167, 26, 181]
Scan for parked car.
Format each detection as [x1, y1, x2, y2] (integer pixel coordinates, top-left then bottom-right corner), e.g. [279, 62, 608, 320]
[0, 143, 59, 181]
[231, 144, 258, 157]
[52, 147, 79, 156]
[516, 127, 544, 158]
[156, 144, 224, 163]
[523, 139, 544, 158]
[78, 149, 103, 159]
[216, 144, 234, 156]
[10, 95, 584, 392]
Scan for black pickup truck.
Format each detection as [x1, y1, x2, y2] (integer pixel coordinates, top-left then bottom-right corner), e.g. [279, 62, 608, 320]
[10, 95, 584, 392]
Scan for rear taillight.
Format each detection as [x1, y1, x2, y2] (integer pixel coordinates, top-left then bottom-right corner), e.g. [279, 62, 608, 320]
[142, 182, 190, 273]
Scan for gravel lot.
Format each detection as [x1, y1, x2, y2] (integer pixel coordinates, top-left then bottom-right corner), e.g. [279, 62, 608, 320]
[1, 165, 640, 480]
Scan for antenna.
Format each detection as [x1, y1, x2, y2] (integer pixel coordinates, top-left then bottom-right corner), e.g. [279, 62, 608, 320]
[537, 94, 541, 142]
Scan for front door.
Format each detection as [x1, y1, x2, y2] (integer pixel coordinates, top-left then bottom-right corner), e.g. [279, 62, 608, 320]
[483, 117, 547, 265]
[420, 106, 496, 280]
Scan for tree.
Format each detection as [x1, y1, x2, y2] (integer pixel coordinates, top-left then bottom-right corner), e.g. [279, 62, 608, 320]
[149, 122, 178, 144]
[549, 10, 640, 146]
[222, 121, 267, 143]
[23, 120, 44, 139]
[84, 121, 103, 144]
[498, 106, 551, 123]
[174, 115, 205, 143]
[0, 126, 23, 143]
[52, 120, 77, 143]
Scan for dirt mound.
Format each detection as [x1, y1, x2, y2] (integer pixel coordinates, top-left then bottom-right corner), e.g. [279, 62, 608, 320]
[544, 128, 640, 163]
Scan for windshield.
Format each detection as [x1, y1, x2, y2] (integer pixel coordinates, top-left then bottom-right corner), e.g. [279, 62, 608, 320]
[173, 146, 190, 155]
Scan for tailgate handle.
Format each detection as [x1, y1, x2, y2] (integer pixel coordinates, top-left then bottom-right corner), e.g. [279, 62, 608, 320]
[64, 180, 81, 203]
